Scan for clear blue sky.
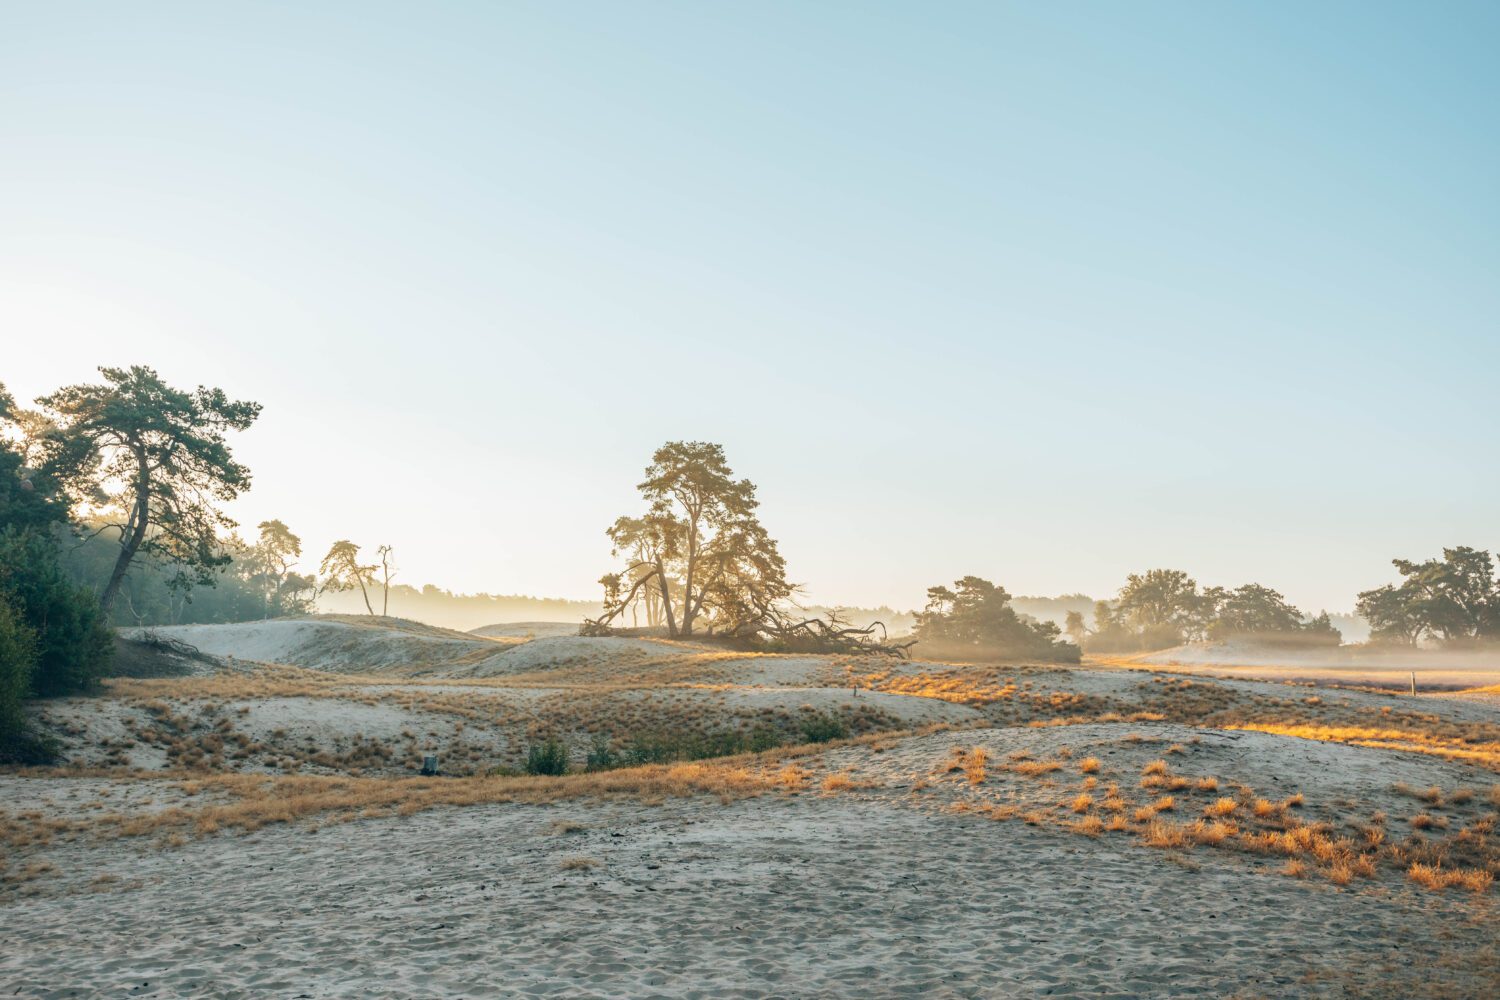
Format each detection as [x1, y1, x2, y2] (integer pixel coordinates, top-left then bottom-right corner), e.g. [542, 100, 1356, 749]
[3, 2, 1496, 613]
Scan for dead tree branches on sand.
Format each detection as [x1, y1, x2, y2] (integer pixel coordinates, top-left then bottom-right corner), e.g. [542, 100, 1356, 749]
[583, 600, 915, 658]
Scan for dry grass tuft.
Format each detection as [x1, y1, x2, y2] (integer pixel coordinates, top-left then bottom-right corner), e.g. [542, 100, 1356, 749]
[1011, 760, 1061, 777]
[559, 856, 599, 871]
[1144, 820, 1191, 848]
[964, 747, 988, 785]
[820, 771, 877, 793]
[1407, 863, 1493, 893]
[1079, 756, 1101, 774]
[776, 764, 811, 789]
[1069, 815, 1105, 837]
[1206, 796, 1239, 817]
[1191, 819, 1237, 845]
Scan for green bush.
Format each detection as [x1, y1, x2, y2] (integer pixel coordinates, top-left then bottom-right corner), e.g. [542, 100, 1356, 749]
[747, 724, 780, 753]
[0, 529, 112, 696]
[524, 739, 570, 776]
[0, 594, 37, 758]
[620, 729, 761, 765]
[798, 712, 849, 744]
[621, 731, 679, 766]
[587, 724, 790, 771]
[913, 576, 1082, 663]
[585, 735, 619, 771]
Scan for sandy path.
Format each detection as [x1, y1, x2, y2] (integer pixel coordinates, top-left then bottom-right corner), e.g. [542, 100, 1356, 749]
[3, 787, 1492, 999]
[1119, 643, 1500, 691]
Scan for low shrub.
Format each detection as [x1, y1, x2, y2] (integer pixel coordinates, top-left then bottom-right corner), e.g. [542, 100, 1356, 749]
[798, 712, 849, 744]
[620, 727, 772, 765]
[524, 739, 569, 776]
[585, 735, 619, 771]
[0, 593, 55, 764]
[0, 529, 112, 697]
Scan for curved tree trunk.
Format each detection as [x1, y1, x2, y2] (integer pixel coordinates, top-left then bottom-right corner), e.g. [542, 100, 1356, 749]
[100, 444, 150, 615]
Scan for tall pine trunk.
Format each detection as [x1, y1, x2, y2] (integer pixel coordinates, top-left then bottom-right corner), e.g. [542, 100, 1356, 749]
[656, 559, 677, 637]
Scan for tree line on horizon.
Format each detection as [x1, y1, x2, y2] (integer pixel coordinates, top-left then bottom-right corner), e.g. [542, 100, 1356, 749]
[583, 443, 1498, 659]
[1065, 571, 1341, 654]
[3, 369, 1496, 756]
[1059, 550, 1500, 654]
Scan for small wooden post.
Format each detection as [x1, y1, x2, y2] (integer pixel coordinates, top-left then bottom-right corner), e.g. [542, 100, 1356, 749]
[1410, 671, 1417, 697]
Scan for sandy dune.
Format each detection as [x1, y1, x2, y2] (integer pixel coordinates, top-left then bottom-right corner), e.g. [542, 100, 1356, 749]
[459, 635, 695, 677]
[124, 618, 524, 676]
[468, 621, 583, 639]
[5, 618, 1499, 997]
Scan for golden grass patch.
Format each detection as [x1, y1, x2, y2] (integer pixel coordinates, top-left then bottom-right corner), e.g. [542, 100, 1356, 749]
[1406, 863, 1493, 893]
[10, 757, 812, 848]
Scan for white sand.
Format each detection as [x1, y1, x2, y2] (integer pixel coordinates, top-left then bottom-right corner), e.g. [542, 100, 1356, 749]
[2, 727, 1495, 998]
[707, 656, 833, 686]
[461, 636, 698, 677]
[717, 685, 983, 726]
[1129, 640, 1500, 689]
[468, 621, 583, 639]
[8, 628, 1499, 996]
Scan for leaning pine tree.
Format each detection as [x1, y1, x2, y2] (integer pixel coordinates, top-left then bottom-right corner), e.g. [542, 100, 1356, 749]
[38, 366, 261, 616]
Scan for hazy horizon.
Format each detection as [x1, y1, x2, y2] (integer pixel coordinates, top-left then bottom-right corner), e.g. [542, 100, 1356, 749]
[6, 2, 1497, 615]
